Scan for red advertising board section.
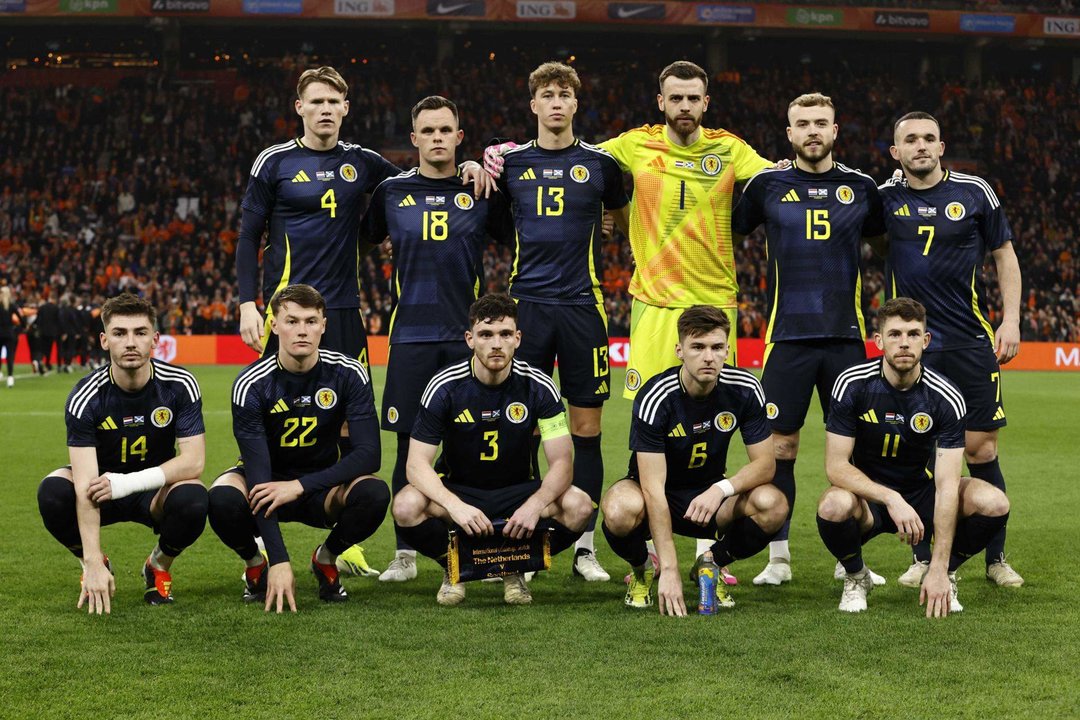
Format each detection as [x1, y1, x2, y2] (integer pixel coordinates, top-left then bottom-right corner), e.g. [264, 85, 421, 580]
[4, 0, 1079, 40]
[14, 335, 1078, 371]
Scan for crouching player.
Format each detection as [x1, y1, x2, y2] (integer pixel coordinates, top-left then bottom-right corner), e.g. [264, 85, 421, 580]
[601, 306, 785, 615]
[38, 294, 208, 613]
[208, 285, 388, 612]
[818, 298, 1010, 616]
[392, 294, 592, 606]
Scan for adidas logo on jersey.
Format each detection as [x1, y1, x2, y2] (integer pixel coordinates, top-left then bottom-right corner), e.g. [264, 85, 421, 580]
[781, 189, 801, 203]
[398, 194, 416, 207]
[667, 423, 686, 438]
[292, 170, 311, 183]
[518, 168, 536, 181]
[894, 204, 911, 216]
[269, 399, 290, 414]
[98, 416, 118, 431]
[454, 410, 476, 424]
[860, 410, 879, 423]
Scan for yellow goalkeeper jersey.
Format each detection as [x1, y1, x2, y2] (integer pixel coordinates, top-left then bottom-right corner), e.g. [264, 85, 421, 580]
[600, 125, 771, 308]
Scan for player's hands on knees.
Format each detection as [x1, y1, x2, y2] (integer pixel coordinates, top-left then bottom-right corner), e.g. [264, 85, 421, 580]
[885, 496, 924, 546]
[87, 474, 114, 504]
[919, 567, 951, 619]
[461, 161, 496, 199]
[239, 303, 265, 353]
[657, 573, 687, 617]
[684, 486, 725, 527]
[249, 480, 304, 518]
[504, 499, 543, 539]
[449, 501, 494, 537]
[78, 559, 115, 615]
[265, 562, 297, 614]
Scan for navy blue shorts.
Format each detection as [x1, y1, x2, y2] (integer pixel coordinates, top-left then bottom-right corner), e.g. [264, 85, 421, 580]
[382, 341, 471, 433]
[922, 346, 1006, 432]
[61, 465, 159, 530]
[864, 482, 936, 542]
[444, 480, 541, 522]
[514, 300, 609, 407]
[263, 307, 370, 371]
[222, 465, 334, 529]
[761, 339, 867, 434]
[626, 477, 731, 540]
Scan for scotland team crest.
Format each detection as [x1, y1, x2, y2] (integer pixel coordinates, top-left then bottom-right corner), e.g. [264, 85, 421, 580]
[570, 165, 590, 183]
[714, 411, 737, 432]
[945, 202, 966, 221]
[151, 406, 173, 428]
[910, 412, 933, 433]
[507, 402, 528, 423]
[316, 388, 338, 410]
[701, 154, 722, 176]
[340, 163, 357, 182]
[454, 193, 474, 210]
[387, 407, 399, 424]
[625, 369, 642, 391]
[836, 185, 855, 205]
[765, 403, 779, 420]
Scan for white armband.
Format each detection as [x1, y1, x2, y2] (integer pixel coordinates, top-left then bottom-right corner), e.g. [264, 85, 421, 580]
[106, 467, 167, 500]
[712, 479, 736, 498]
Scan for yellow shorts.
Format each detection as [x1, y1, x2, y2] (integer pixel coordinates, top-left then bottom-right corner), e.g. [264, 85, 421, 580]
[623, 300, 737, 399]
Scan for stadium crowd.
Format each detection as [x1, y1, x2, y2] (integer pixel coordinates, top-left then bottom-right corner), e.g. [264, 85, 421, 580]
[0, 45, 1075, 361]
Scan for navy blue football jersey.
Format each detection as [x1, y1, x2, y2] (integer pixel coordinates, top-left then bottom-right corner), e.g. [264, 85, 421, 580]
[498, 140, 629, 305]
[240, 139, 400, 309]
[65, 361, 204, 472]
[411, 358, 566, 490]
[733, 162, 886, 341]
[828, 358, 966, 492]
[360, 168, 509, 343]
[880, 170, 1013, 350]
[628, 366, 772, 490]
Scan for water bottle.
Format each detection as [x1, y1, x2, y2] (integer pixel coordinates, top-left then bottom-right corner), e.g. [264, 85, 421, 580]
[697, 550, 719, 615]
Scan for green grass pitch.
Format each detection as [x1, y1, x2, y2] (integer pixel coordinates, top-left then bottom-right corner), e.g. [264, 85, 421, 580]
[1, 365, 1077, 719]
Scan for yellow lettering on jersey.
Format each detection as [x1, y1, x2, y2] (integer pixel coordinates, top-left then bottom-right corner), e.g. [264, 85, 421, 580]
[538, 413, 569, 441]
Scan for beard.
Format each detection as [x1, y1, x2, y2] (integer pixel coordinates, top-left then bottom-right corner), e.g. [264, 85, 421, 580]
[665, 110, 701, 139]
[792, 137, 834, 164]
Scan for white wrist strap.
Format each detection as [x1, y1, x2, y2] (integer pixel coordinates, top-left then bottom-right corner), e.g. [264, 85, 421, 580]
[106, 467, 167, 499]
[713, 479, 736, 498]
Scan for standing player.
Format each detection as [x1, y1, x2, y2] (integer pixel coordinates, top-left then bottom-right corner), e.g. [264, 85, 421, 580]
[496, 62, 630, 581]
[391, 294, 593, 606]
[238, 66, 491, 361]
[818, 298, 1010, 615]
[600, 306, 783, 614]
[37, 294, 208, 613]
[359, 96, 508, 582]
[207, 285, 388, 612]
[880, 112, 1024, 587]
[731, 93, 886, 586]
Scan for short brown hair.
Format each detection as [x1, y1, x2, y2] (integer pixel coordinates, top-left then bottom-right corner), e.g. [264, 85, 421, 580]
[677, 305, 730, 341]
[297, 66, 348, 100]
[528, 62, 581, 97]
[788, 92, 834, 117]
[411, 95, 459, 126]
[659, 61, 709, 93]
[270, 284, 326, 316]
[878, 297, 926, 326]
[468, 293, 517, 327]
[893, 111, 940, 138]
[101, 293, 157, 329]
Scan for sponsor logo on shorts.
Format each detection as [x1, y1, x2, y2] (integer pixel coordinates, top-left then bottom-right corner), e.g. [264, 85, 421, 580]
[625, 369, 642, 391]
[570, 165, 590, 183]
[387, 407, 399, 424]
[701, 154, 722, 176]
[910, 412, 933, 433]
[340, 163, 358, 182]
[945, 202, 966, 221]
[765, 402, 779, 420]
[715, 411, 737, 432]
[836, 185, 855, 205]
[152, 406, 173, 428]
[316, 388, 338, 410]
[454, 192, 474, 210]
[507, 402, 528, 423]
